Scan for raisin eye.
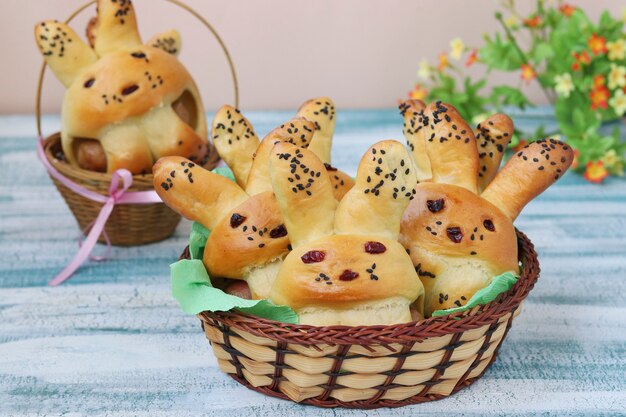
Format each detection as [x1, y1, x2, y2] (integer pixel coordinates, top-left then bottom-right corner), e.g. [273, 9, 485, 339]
[301, 251, 325, 263]
[131, 52, 147, 59]
[121, 84, 139, 96]
[269, 224, 287, 238]
[483, 219, 495, 231]
[339, 270, 359, 281]
[364, 241, 386, 254]
[230, 213, 246, 228]
[84, 78, 95, 88]
[446, 227, 463, 243]
[427, 199, 445, 213]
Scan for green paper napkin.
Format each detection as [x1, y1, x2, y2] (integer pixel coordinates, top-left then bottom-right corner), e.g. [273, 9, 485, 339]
[188, 222, 210, 260]
[212, 166, 236, 182]
[171, 259, 299, 323]
[431, 271, 519, 317]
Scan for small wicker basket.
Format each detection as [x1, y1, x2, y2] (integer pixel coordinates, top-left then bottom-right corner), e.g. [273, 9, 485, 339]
[190, 230, 539, 409]
[36, 0, 236, 246]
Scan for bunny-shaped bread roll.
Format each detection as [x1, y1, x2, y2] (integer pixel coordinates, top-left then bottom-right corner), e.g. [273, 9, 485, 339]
[400, 102, 574, 316]
[296, 98, 355, 199]
[153, 115, 320, 299]
[269, 141, 424, 326]
[35, 0, 207, 174]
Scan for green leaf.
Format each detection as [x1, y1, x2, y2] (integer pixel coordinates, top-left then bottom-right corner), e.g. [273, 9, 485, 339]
[479, 33, 524, 71]
[431, 272, 519, 317]
[531, 42, 554, 63]
[171, 259, 299, 323]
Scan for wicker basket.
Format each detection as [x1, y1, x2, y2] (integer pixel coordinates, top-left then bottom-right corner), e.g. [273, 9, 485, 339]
[190, 230, 539, 409]
[42, 133, 219, 245]
[36, 0, 238, 246]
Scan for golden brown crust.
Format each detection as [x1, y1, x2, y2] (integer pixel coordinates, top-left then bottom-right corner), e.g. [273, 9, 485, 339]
[475, 114, 514, 192]
[401, 182, 518, 271]
[93, 0, 142, 56]
[325, 165, 355, 200]
[245, 118, 316, 196]
[269, 143, 337, 248]
[296, 97, 336, 164]
[481, 139, 574, 220]
[86, 17, 98, 48]
[422, 102, 479, 193]
[147, 29, 181, 56]
[203, 191, 290, 280]
[212, 105, 259, 187]
[153, 156, 248, 230]
[271, 235, 422, 311]
[334, 140, 417, 240]
[399, 99, 431, 181]
[400, 182, 518, 316]
[35, 21, 98, 88]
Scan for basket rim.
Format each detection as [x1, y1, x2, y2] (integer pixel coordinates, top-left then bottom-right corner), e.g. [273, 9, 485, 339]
[42, 132, 220, 190]
[195, 229, 540, 346]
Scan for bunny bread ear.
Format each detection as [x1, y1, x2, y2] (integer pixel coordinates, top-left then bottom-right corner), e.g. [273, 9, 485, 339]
[93, 0, 142, 56]
[147, 29, 181, 56]
[334, 140, 418, 240]
[399, 99, 431, 181]
[296, 97, 336, 164]
[211, 106, 260, 187]
[475, 114, 514, 192]
[422, 101, 479, 193]
[269, 142, 337, 248]
[245, 117, 315, 196]
[35, 21, 97, 88]
[153, 156, 248, 230]
[481, 139, 574, 221]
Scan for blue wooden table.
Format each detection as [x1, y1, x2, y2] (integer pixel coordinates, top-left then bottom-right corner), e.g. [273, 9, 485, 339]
[1, 110, 625, 416]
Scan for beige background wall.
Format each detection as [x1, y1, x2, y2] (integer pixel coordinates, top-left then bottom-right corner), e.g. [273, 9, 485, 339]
[1, 0, 623, 114]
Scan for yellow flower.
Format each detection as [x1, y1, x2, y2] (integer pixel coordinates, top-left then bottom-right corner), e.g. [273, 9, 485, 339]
[417, 59, 433, 80]
[601, 149, 618, 168]
[554, 73, 575, 98]
[504, 15, 519, 28]
[449, 38, 465, 60]
[408, 84, 428, 101]
[584, 161, 609, 184]
[438, 52, 449, 71]
[607, 39, 625, 61]
[609, 88, 626, 115]
[608, 64, 626, 90]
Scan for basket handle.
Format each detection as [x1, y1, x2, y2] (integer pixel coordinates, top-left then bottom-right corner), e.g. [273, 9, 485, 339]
[35, 0, 239, 137]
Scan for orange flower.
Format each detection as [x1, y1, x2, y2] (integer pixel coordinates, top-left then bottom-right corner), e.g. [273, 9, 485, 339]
[590, 85, 610, 109]
[408, 83, 428, 101]
[588, 33, 608, 55]
[583, 161, 609, 183]
[523, 15, 542, 28]
[571, 51, 591, 71]
[559, 4, 576, 17]
[593, 74, 606, 88]
[571, 149, 580, 170]
[521, 64, 536, 83]
[465, 49, 478, 67]
[438, 52, 449, 71]
[513, 140, 529, 153]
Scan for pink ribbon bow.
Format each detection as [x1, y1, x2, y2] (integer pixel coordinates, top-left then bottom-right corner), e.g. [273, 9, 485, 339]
[37, 137, 163, 286]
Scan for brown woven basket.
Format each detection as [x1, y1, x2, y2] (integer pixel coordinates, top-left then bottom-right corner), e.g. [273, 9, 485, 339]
[189, 230, 539, 409]
[42, 133, 219, 245]
[36, 0, 237, 246]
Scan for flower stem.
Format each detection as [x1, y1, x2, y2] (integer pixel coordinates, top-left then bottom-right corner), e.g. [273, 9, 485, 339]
[495, 12, 555, 104]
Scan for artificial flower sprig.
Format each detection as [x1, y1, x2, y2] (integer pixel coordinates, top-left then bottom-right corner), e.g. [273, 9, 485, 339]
[408, 0, 626, 183]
